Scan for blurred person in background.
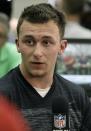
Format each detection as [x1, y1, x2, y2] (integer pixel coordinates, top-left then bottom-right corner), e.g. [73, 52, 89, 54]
[53, 0, 91, 72]
[54, 0, 91, 38]
[0, 3, 91, 131]
[0, 0, 12, 20]
[80, 0, 91, 30]
[0, 0, 17, 43]
[0, 13, 21, 78]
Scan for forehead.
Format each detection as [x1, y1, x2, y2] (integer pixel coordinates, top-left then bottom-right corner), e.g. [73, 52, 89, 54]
[19, 20, 60, 37]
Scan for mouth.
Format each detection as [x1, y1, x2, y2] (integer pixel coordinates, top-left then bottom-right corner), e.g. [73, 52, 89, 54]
[31, 62, 44, 64]
[30, 62, 45, 69]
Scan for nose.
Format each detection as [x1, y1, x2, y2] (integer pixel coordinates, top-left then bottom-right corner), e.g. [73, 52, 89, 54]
[33, 43, 43, 58]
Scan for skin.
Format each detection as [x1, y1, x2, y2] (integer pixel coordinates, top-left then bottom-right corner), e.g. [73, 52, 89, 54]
[16, 20, 67, 89]
[0, 23, 8, 48]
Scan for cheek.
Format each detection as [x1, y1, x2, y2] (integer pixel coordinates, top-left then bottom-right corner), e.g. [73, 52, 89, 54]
[48, 49, 58, 63]
[19, 46, 31, 59]
[19, 44, 30, 54]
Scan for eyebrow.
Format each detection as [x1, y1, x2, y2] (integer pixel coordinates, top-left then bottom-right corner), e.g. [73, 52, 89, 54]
[22, 35, 57, 44]
[22, 35, 36, 43]
[23, 35, 34, 39]
[42, 36, 54, 39]
[23, 35, 54, 40]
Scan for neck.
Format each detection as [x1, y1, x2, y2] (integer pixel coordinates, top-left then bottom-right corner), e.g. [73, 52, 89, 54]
[66, 14, 80, 23]
[19, 65, 53, 89]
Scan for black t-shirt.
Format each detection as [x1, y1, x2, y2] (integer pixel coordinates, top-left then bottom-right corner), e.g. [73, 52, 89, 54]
[0, 66, 91, 131]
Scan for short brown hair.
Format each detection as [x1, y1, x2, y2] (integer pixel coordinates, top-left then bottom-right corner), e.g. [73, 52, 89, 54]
[17, 3, 66, 38]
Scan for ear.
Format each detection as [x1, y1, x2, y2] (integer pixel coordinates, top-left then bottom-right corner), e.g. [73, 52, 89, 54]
[15, 38, 20, 53]
[58, 40, 67, 55]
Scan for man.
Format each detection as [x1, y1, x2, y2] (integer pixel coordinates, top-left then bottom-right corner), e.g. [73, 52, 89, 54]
[0, 3, 91, 131]
[0, 13, 21, 77]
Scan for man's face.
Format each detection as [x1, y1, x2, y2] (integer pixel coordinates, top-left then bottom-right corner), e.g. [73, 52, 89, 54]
[16, 20, 67, 77]
[0, 23, 8, 48]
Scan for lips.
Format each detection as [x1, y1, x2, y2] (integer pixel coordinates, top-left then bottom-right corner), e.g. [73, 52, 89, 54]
[31, 62, 44, 64]
[30, 61, 45, 67]
[30, 62, 45, 69]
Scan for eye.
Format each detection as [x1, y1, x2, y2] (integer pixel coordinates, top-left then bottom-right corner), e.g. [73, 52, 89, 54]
[42, 40, 51, 47]
[26, 39, 33, 45]
[22, 39, 34, 46]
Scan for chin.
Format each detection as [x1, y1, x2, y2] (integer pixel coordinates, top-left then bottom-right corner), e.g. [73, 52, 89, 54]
[29, 71, 46, 77]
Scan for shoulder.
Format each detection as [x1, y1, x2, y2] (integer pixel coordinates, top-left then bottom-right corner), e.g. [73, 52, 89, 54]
[5, 43, 18, 53]
[55, 73, 90, 110]
[55, 73, 86, 99]
[79, 26, 91, 37]
[0, 68, 17, 95]
[65, 22, 91, 38]
[55, 73, 81, 90]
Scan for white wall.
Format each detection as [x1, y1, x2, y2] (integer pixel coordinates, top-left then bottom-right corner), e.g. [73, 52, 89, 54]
[12, 0, 48, 19]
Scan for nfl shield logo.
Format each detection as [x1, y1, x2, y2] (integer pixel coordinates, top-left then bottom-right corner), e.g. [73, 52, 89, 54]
[54, 114, 66, 129]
